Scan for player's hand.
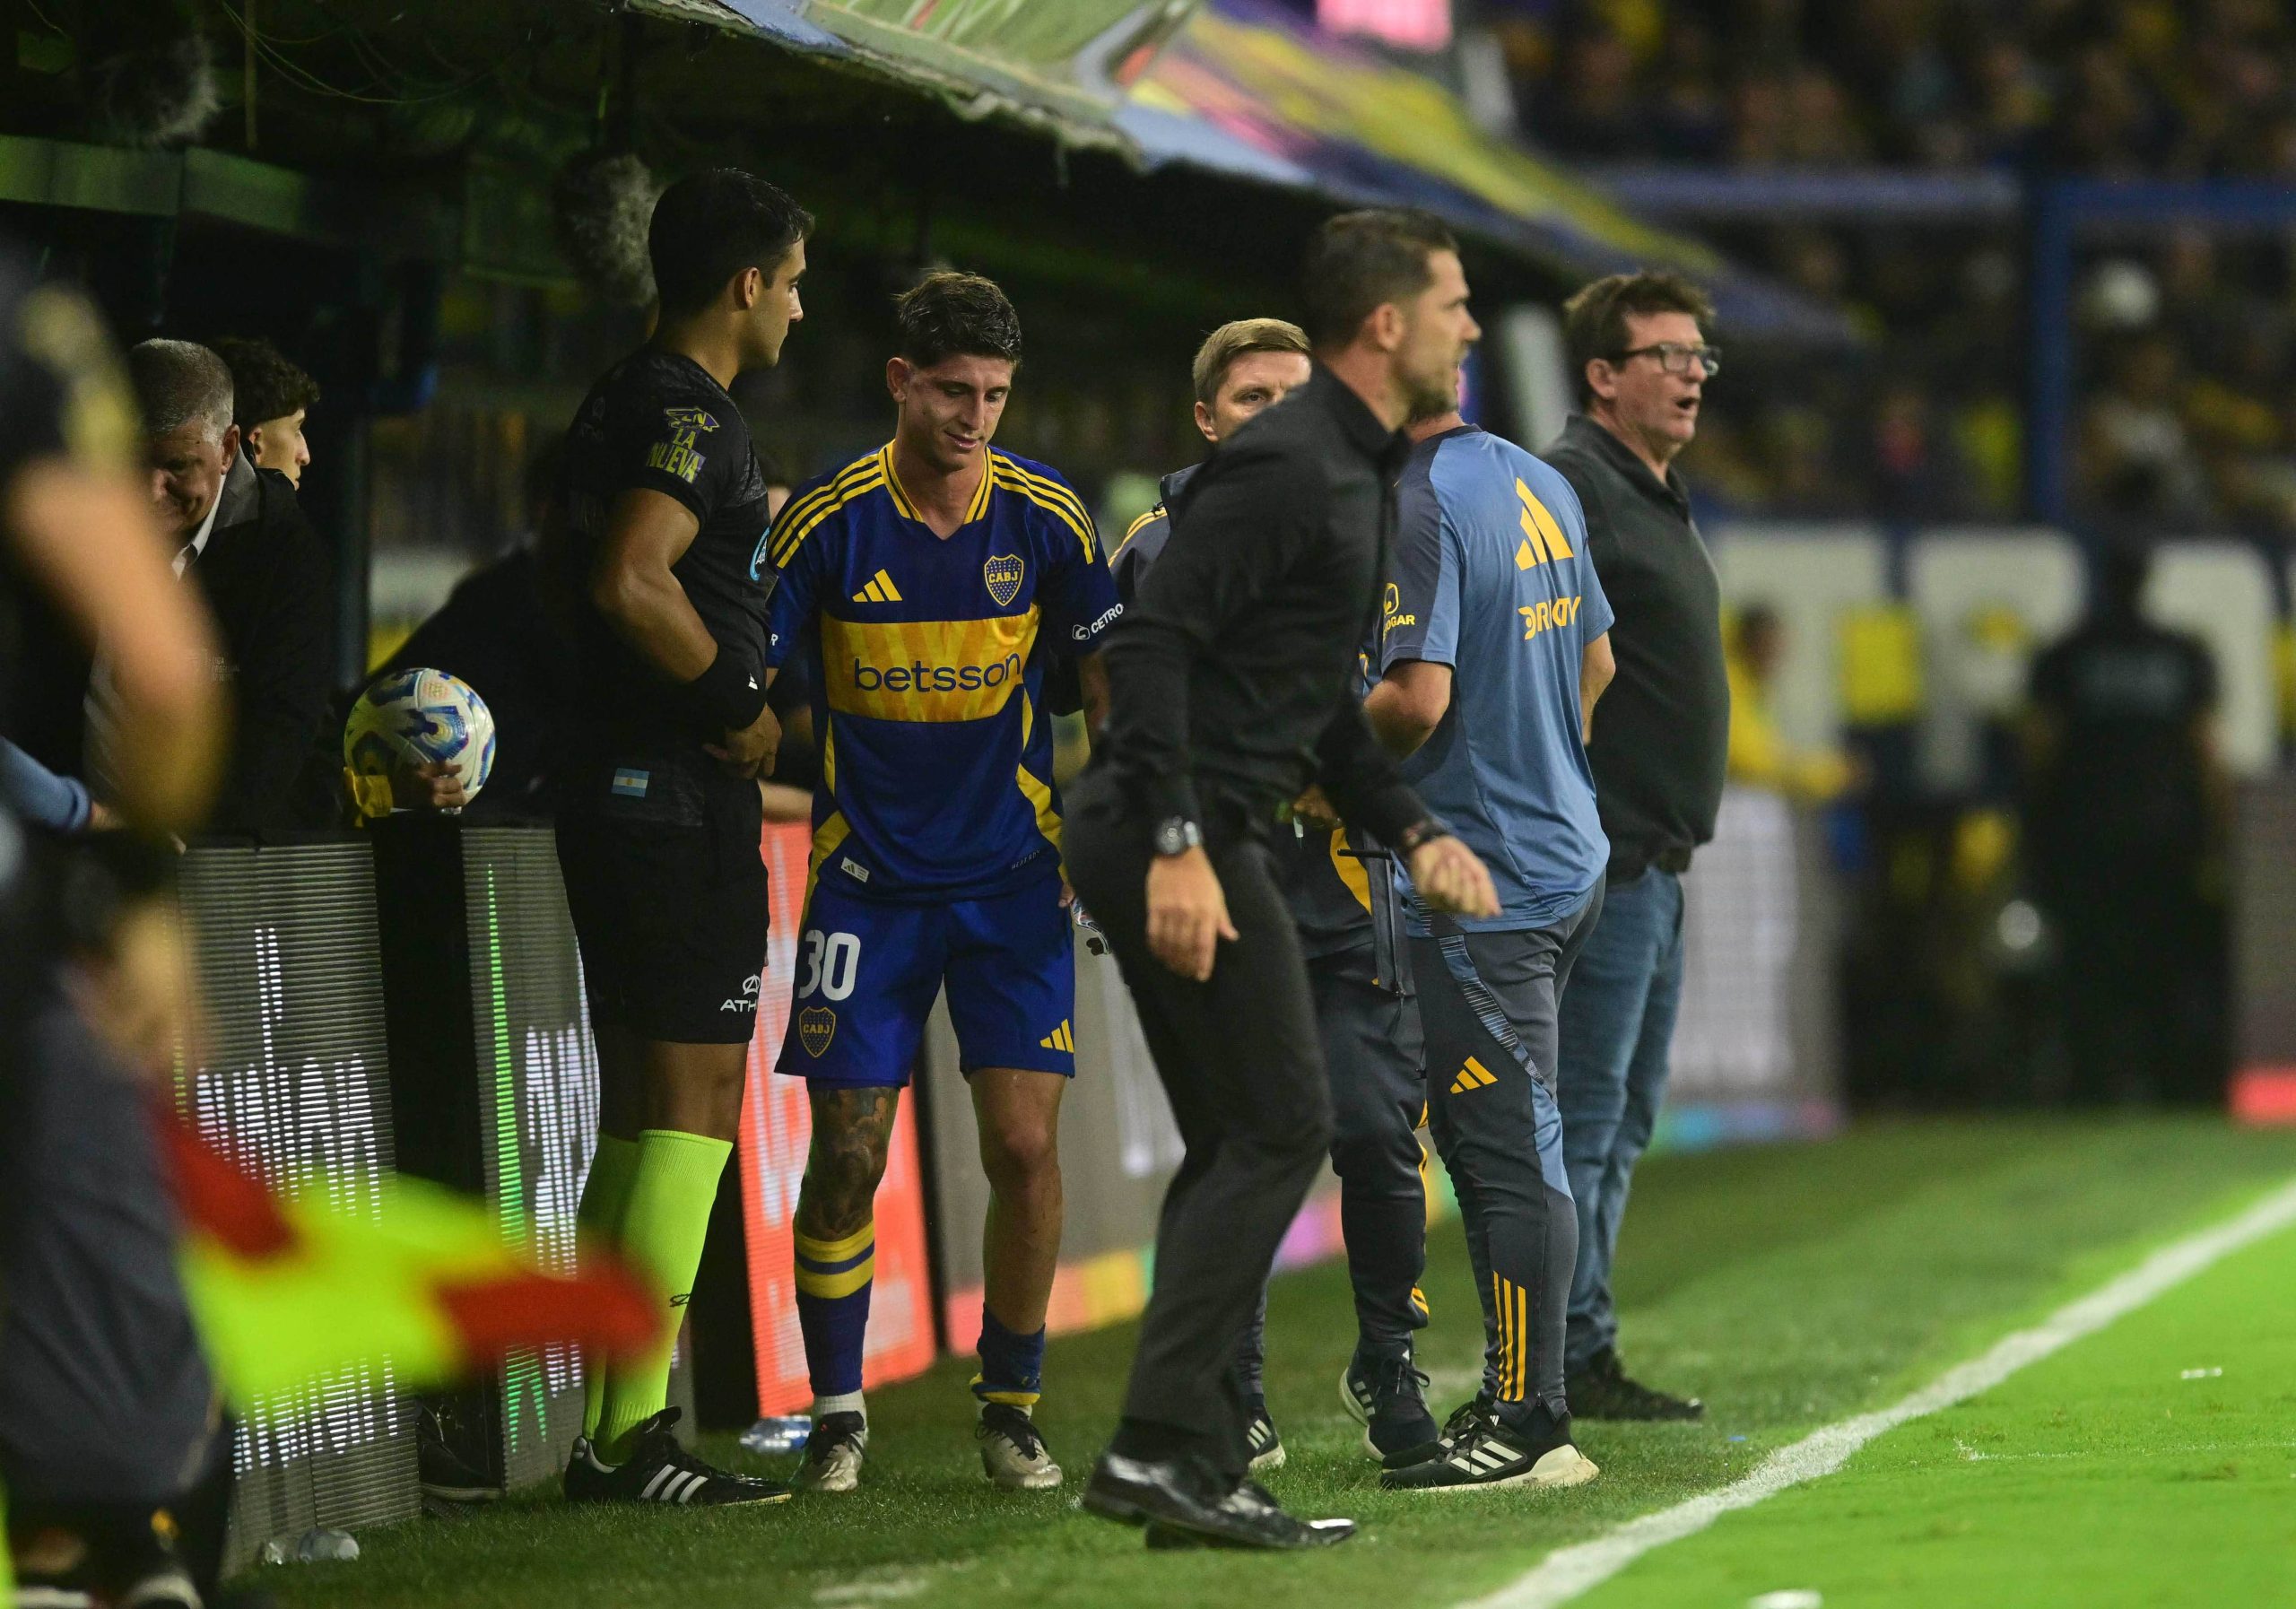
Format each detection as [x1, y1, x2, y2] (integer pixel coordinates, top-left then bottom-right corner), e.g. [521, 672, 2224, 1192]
[1408, 833, 1499, 919]
[708, 701, 781, 779]
[1146, 846, 1237, 982]
[390, 761, 468, 813]
[1286, 786, 1342, 831]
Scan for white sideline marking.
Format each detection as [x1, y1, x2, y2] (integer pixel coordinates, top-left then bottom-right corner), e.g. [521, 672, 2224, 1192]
[1461, 1177, 2296, 1609]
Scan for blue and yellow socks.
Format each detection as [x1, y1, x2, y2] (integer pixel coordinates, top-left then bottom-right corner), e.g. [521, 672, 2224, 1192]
[596, 1128, 730, 1462]
[972, 1306, 1047, 1413]
[795, 1219, 876, 1409]
[577, 1133, 641, 1441]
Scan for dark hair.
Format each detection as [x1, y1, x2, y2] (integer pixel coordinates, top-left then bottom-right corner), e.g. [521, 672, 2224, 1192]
[894, 271, 1022, 369]
[209, 335, 319, 428]
[648, 168, 813, 319]
[1561, 271, 1716, 405]
[1299, 209, 1458, 350]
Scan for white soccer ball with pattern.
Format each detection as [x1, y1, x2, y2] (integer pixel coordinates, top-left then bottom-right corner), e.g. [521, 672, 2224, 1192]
[344, 667, 497, 801]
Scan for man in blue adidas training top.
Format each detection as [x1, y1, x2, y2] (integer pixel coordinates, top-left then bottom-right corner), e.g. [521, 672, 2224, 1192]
[761, 273, 1119, 1496]
[1370, 399, 1618, 1493]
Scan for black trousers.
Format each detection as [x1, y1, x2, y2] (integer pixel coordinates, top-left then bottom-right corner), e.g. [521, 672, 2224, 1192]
[1233, 937, 1428, 1394]
[1065, 772, 1334, 1481]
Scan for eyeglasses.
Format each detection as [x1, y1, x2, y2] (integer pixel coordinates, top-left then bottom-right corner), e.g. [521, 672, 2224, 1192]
[1613, 342, 1721, 378]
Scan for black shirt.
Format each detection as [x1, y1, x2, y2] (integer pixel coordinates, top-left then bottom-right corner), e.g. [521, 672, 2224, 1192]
[1111, 457, 1386, 957]
[183, 457, 335, 832]
[2028, 609, 2215, 863]
[1096, 364, 1427, 851]
[1543, 413, 1728, 880]
[553, 349, 777, 758]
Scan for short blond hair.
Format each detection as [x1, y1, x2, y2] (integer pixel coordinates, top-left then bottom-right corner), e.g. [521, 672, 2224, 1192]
[1190, 317, 1310, 409]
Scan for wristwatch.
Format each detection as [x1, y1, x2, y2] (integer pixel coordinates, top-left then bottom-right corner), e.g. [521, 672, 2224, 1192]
[1152, 816, 1203, 857]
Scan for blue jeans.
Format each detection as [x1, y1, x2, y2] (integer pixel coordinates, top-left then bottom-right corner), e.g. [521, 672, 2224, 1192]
[1555, 867, 1684, 1371]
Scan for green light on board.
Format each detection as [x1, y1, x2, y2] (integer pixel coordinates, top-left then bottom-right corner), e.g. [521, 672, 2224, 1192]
[485, 865, 545, 1451]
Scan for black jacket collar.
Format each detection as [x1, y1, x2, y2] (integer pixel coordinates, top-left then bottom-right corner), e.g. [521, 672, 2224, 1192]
[1308, 361, 1410, 471]
[1561, 413, 1690, 516]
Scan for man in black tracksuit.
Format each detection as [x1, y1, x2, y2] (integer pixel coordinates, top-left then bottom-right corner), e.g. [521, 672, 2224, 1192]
[1114, 317, 1439, 1473]
[1073, 211, 1495, 1552]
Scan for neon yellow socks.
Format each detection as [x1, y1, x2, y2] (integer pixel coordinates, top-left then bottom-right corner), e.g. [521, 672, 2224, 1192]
[596, 1128, 731, 1462]
[577, 1133, 641, 1440]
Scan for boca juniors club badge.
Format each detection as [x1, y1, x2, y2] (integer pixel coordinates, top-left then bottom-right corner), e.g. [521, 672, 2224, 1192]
[798, 1006, 837, 1057]
[984, 553, 1025, 608]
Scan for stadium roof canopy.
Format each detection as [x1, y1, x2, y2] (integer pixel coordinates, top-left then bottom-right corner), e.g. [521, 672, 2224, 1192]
[634, 0, 1856, 345]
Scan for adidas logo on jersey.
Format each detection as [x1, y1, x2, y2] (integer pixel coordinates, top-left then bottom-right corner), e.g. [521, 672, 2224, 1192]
[1513, 479, 1576, 569]
[1448, 1056, 1499, 1095]
[852, 569, 902, 604]
[1039, 1020, 1074, 1053]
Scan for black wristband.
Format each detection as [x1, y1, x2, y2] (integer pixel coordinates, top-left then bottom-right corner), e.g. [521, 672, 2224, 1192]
[688, 648, 769, 733]
[1393, 818, 1448, 857]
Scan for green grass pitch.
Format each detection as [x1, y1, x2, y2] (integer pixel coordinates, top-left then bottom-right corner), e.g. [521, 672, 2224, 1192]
[270, 1118, 2296, 1609]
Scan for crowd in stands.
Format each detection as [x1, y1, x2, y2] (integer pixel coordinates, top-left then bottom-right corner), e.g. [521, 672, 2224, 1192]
[1479, 0, 2296, 545]
[1498, 0, 2296, 176]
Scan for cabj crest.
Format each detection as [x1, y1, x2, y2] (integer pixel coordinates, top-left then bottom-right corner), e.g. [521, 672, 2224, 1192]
[984, 553, 1025, 608]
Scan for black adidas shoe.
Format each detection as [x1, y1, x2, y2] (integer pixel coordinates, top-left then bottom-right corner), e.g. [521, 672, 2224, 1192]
[1242, 1400, 1285, 1474]
[1567, 1349, 1704, 1421]
[1381, 1406, 1596, 1493]
[563, 1408, 791, 1507]
[1442, 1395, 1499, 1445]
[1338, 1353, 1442, 1465]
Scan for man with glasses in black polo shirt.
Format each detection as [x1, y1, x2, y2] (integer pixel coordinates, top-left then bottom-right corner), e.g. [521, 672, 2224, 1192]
[1544, 273, 1730, 1423]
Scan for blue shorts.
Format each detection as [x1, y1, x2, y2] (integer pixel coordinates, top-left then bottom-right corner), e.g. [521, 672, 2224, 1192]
[775, 871, 1077, 1088]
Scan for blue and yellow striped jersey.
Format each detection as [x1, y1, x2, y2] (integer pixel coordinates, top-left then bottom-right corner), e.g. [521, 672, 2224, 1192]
[765, 443, 1122, 902]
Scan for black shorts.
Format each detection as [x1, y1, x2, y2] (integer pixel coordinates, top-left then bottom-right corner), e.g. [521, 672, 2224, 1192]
[556, 755, 768, 1046]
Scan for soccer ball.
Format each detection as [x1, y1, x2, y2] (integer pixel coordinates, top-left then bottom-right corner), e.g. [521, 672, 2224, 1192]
[344, 667, 497, 803]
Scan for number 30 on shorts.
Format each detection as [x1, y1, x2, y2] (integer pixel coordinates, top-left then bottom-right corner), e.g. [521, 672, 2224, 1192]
[796, 929, 859, 1003]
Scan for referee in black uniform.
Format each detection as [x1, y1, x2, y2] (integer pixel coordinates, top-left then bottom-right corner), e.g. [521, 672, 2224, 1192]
[1073, 211, 1497, 1551]
[545, 169, 808, 1507]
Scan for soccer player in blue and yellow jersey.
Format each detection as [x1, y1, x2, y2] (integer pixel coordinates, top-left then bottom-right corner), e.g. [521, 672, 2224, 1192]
[762, 273, 1119, 1493]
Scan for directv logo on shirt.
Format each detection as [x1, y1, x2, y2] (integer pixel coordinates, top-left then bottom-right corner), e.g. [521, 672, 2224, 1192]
[1518, 596, 1588, 642]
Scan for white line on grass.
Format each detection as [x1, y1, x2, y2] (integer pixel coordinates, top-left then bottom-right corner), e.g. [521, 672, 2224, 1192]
[1461, 1176, 2296, 1609]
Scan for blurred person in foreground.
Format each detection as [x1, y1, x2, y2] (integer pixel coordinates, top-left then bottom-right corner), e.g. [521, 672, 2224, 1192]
[1545, 272, 1729, 1422]
[1114, 317, 1445, 1474]
[123, 338, 335, 833]
[2023, 541, 2226, 1105]
[0, 256, 230, 1608]
[1070, 210, 1496, 1550]
[209, 336, 318, 490]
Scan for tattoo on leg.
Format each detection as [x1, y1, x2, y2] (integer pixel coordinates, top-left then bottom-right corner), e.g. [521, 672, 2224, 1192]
[796, 1086, 900, 1239]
